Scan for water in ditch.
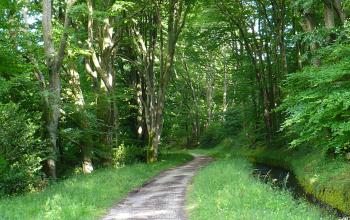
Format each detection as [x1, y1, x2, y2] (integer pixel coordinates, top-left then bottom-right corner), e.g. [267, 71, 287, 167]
[252, 163, 349, 219]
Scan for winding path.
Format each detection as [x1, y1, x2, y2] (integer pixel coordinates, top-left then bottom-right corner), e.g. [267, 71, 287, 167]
[101, 155, 213, 220]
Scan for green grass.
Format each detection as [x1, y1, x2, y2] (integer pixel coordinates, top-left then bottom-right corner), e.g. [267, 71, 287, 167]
[187, 157, 331, 220]
[228, 138, 350, 215]
[0, 152, 192, 220]
[189, 138, 234, 158]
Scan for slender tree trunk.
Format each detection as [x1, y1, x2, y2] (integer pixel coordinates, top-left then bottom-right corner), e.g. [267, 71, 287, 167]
[42, 0, 75, 179]
[136, 74, 145, 140]
[180, 57, 200, 144]
[46, 70, 61, 179]
[206, 68, 214, 127]
[223, 59, 228, 117]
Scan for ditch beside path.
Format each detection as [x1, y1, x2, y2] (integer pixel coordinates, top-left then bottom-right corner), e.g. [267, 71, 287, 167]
[101, 155, 213, 220]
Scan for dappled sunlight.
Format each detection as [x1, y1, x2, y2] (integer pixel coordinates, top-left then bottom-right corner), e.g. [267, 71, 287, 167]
[309, 175, 319, 185]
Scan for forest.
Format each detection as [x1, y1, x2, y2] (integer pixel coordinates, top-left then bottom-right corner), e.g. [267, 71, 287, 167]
[1, 0, 350, 219]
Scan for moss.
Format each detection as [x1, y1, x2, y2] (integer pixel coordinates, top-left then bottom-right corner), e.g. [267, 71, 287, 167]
[233, 144, 350, 215]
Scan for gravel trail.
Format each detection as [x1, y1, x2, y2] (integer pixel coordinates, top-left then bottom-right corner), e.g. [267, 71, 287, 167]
[101, 155, 212, 220]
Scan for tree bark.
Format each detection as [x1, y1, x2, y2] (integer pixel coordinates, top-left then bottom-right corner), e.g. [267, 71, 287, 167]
[324, 1, 335, 29]
[303, 12, 321, 66]
[206, 66, 214, 127]
[42, 0, 76, 179]
[223, 57, 228, 117]
[67, 62, 93, 174]
[181, 57, 200, 144]
[333, 0, 346, 24]
[133, 0, 190, 162]
[87, 0, 119, 155]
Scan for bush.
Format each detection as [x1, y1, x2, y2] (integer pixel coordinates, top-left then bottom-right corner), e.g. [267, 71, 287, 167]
[200, 108, 243, 149]
[280, 44, 350, 155]
[223, 108, 243, 136]
[112, 144, 146, 167]
[200, 123, 225, 148]
[0, 103, 45, 195]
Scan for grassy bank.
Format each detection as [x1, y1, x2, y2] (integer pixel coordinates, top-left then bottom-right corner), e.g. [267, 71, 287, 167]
[187, 157, 330, 219]
[0, 152, 192, 220]
[231, 141, 350, 215]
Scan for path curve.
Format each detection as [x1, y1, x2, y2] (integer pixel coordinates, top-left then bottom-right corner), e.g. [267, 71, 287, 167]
[101, 155, 213, 220]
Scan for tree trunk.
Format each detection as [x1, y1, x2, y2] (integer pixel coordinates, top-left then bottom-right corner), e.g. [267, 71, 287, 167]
[134, 0, 190, 162]
[333, 0, 346, 24]
[223, 58, 228, 117]
[87, 0, 119, 155]
[206, 63, 215, 127]
[45, 68, 61, 179]
[180, 57, 201, 145]
[42, 0, 75, 179]
[303, 12, 321, 66]
[324, 1, 335, 29]
[67, 62, 93, 174]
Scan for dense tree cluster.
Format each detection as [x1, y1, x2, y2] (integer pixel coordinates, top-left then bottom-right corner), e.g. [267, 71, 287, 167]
[1, 0, 350, 195]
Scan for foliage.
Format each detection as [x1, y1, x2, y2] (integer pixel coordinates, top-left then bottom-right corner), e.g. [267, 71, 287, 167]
[0, 103, 45, 195]
[112, 144, 146, 167]
[199, 108, 243, 148]
[280, 44, 350, 154]
[222, 107, 243, 136]
[199, 123, 226, 148]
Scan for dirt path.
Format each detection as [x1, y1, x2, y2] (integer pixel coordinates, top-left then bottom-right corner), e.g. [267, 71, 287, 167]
[101, 155, 212, 220]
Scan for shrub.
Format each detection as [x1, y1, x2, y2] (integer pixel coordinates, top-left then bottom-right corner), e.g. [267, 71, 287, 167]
[0, 103, 45, 195]
[280, 44, 350, 155]
[200, 108, 243, 148]
[223, 107, 243, 136]
[112, 144, 146, 167]
[200, 123, 225, 148]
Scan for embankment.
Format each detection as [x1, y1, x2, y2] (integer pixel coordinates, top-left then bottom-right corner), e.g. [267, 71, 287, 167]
[232, 142, 350, 215]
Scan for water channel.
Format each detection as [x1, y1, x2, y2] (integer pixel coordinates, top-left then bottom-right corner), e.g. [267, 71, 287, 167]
[253, 163, 349, 219]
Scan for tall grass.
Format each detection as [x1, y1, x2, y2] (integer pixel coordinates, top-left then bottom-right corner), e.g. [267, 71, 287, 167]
[0, 152, 192, 220]
[187, 158, 331, 220]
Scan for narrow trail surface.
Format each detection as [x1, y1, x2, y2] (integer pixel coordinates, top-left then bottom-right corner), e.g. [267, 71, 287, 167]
[101, 155, 213, 220]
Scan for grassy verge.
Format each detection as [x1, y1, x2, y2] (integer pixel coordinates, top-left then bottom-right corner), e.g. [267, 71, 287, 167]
[0, 152, 192, 220]
[187, 157, 331, 220]
[230, 140, 350, 215]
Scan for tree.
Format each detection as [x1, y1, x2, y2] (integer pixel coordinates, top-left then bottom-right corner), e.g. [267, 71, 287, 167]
[85, 0, 123, 154]
[42, 0, 77, 179]
[133, 0, 193, 162]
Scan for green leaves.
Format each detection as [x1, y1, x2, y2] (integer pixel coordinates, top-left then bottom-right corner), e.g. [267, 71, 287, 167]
[0, 103, 44, 195]
[291, 0, 321, 12]
[281, 45, 350, 153]
[109, 1, 135, 14]
[88, 1, 135, 20]
[69, 4, 89, 17]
